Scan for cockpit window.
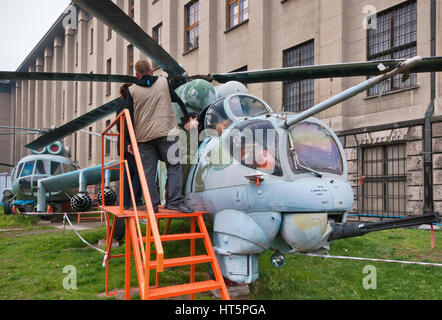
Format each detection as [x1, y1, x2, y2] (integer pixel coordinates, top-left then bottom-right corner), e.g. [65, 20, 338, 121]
[288, 122, 343, 175]
[228, 95, 269, 118]
[35, 160, 50, 175]
[20, 161, 34, 177]
[62, 164, 72, 174]
[16, 163, 23, 178]
[205, 98, 232, 136]
[227, 120, 282, 176]
[51, 161, 63, 176]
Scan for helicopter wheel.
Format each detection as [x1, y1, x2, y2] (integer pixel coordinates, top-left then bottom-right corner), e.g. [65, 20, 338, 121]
[70, 193, 93, 212]
[97, 188, 117, 206]
[2, 198, 13, 215]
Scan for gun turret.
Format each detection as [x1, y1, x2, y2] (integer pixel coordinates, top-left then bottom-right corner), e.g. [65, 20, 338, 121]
[328, 212, 440, 241]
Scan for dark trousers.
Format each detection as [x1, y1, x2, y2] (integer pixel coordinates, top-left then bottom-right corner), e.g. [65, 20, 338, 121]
[139, 136, 184, 208]
[123, 153, 143, 208]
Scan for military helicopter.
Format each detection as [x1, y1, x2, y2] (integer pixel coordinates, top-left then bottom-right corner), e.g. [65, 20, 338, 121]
[1, 0, 441, 285]
[0, 126, 119, 215]
[1, 138, 76, 214]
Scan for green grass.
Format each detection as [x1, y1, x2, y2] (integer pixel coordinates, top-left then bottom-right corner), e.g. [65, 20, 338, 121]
[0, 207, 441, 300]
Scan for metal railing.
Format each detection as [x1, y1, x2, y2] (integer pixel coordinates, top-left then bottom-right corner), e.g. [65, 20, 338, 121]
[101, 109, 164, 296]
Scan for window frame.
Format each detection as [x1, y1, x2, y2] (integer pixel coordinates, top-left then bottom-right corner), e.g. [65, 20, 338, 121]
[359, 143, 407, 218]
[152, 23, 163, 69]
[127, 44, 134, 76]
[106, 58, 112, 96]
[366, 1, 417, 96]
[128, 0, 135, 20]
[226, 0, 249, 30]
[282, 40, 315, 112]
[185, 0, 200, 53]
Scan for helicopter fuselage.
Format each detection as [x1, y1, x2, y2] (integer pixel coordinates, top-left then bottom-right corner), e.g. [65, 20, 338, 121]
[180, 93, 353, 283]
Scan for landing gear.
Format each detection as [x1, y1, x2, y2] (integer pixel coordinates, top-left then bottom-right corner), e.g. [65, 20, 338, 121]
[2, 197, 13, 215]
[70, 192, 92, 212]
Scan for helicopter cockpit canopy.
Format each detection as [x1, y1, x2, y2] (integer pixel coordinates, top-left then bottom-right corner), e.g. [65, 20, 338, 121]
[226, 119, 283, 177]
[205, 94, 272, 136]
[288, 121, 343, 176]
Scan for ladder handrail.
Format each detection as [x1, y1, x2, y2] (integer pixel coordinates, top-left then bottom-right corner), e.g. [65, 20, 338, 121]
[101, 109, 164, 274]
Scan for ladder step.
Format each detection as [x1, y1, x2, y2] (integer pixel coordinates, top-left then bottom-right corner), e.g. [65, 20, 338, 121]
[147, 280, 222, 300]
[155, 212, 205, 219]
[147, 255, 213, 269]
[145, 232, 205, 243]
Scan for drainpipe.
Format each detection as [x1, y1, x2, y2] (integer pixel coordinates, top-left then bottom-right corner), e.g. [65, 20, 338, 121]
[423, 0, 436, 213]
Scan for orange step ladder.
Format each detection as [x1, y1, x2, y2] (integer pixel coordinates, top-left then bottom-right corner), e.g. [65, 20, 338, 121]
[100, 109, 230, 300]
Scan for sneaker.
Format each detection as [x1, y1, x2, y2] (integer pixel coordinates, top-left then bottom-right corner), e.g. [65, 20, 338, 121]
[167, 203, 194, 213]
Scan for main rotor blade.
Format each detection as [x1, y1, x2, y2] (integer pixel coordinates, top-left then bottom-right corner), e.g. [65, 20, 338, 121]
[0, 126, 49, 132]
[212, 57, 442, 84]
[73, 0, 186, 77]
[0, 71, 136, 83]
[26, 98, 121, 150]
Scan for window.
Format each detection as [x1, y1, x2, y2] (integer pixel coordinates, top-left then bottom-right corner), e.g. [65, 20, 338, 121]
[50, 161, 63, 176]
[228, 95, 269, 118]
[367, 1, 417, 96]
[185, 0, 199, 52]
[205, 98, 232, 136]
[90, 28, 94, 54]
[89, 72, 93, 105]
[228, 120, 282, 176]
[35, 160, 50, 175]
[75, 42, 79, 66]
[106, 59, 112, 96]
[227, 0, 248, 29]
[288, 122, 343, 176]
[152, 23, 162, 68]
[283, 40, 314, 112]
[62, 91, 65, 121]
[21, 161, 35, 177]
[107, 26, 112, 40]
[360, 144, 407, 217]
[105, 120, 111, 156]
[74, 133, 77, 162]
[88, 127, 93, 160]
[127, 45, 134, 75]
[128, 0, 135, 19]
[74, 82, 78, 113]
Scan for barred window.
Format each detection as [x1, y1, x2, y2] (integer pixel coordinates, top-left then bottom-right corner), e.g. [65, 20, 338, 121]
[185, 0, 199, 52]
[367, 1, 417, 96]
[360, 144, 407, 218]
[283, 40, 314, 112]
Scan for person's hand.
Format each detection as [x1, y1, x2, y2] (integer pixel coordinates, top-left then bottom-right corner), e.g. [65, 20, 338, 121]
[184, 118, 199, 132]
[128, 145, 135, 155]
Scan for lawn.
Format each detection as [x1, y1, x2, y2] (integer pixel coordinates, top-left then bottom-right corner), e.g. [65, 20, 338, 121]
[0, 207, 441, 300]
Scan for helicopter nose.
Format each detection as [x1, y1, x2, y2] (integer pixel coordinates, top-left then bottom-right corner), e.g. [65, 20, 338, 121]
[18, 177, 32, 193]
[283, 177, 353, 212]
[284, 177, 335, 212]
